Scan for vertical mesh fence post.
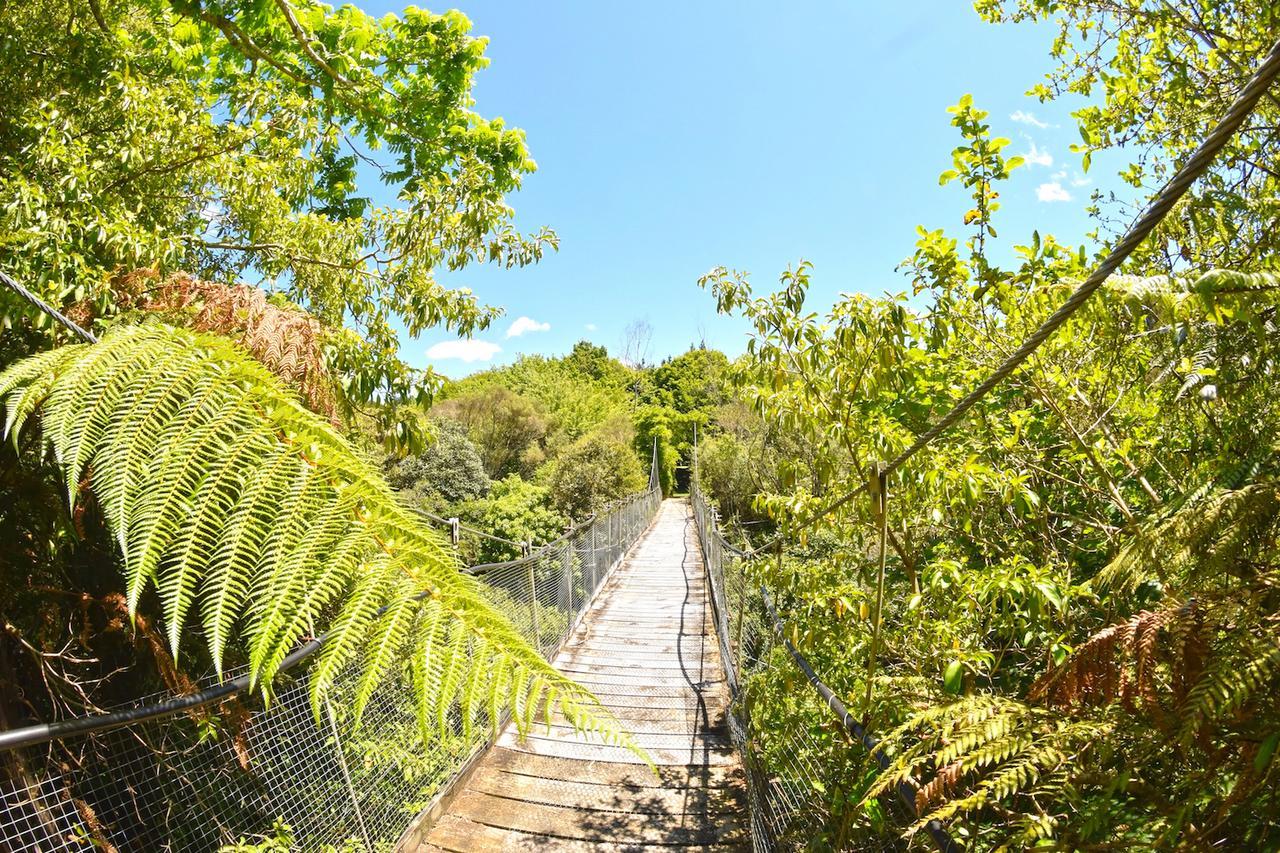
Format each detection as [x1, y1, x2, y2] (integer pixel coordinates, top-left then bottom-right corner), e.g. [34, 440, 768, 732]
[562, 541, 573, 617]
[325, 701, 374, 852]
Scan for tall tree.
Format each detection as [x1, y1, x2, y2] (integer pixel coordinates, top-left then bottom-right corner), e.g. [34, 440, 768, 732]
[977, 0, 1280, 272]
[0, 0, 554, 442]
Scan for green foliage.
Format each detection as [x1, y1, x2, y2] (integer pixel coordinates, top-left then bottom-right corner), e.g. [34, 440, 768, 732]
[649, 347, 730, 413]
[975, 0, 1280, 272]
[633, 406, 678, 496]
[456, 475, 567, 563]
[446, 345, 635, 454]
[0, 0, 554, 446]
[545, 434, 647, 520]
[697, 87, 1280, 849]
[385, 418, 490, 509]
[0, 324, 635, 754]
[433, 387, 547, 480]
[694, 434, 747, 518]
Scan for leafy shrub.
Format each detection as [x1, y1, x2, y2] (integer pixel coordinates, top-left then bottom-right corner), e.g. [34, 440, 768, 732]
[544, 434, 646, 520]
[434, 387, 547, 479]
[386, 419, 490, 509]
[457, 476, 568, 563]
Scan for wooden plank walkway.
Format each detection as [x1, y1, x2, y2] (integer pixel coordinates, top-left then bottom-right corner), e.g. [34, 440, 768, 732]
[417, 498, 749, 851]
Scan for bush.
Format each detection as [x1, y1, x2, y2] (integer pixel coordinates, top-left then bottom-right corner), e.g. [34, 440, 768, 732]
[434, 387, 547, 479]
[385, 419, 490, 508]
[544, 434, 646, 519]
[457, 476, 568, 563]
[697, 433, 758, 520]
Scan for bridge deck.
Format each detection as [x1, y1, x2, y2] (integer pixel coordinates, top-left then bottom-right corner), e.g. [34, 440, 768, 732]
[418, 498, 748, 850]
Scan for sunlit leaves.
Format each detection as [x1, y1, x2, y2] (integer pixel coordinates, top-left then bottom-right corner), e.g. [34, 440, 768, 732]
[0, 324, 637, 755]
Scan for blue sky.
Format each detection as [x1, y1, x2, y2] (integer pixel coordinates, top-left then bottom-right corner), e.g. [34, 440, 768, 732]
[362, 2, 1124, 377]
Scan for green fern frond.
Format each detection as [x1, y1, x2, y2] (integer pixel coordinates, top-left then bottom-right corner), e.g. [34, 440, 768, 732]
[0, 323, 641, 757]
[1180, 630, 1280, 742]
[1097, 476, 1280, 596]
[868, 696, 1108, 843]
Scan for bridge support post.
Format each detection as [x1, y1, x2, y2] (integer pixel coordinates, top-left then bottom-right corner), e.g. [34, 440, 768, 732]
[563, 542, 574, 618]
[524, 543, 539, 654]
[589, 519, 598, 594]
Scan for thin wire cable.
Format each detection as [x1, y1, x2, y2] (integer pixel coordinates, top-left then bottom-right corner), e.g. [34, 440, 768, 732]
[740, 34, 1280, 560]
[0, 270, 97, 343]
[415, 508, 528, 549]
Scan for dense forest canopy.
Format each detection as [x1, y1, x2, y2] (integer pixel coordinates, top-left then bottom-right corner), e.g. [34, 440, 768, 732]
[1, 0, 1279, 850]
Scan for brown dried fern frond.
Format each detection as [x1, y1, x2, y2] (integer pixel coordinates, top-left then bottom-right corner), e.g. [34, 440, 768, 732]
[916, 759, 964, 815]
[112, 269, 337, 421]
[1030, 607, 1179, 711]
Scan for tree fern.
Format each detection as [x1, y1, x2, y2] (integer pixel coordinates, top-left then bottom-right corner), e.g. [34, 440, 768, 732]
[0, 322, 639, 754]
[865, 696, 1109, 843]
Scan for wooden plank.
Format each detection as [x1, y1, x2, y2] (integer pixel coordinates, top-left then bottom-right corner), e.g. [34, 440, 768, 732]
[546, 712, 728, 735]
[555, 653, 721, 670]
[500, 724, 733, 752]
[466, 767, 744, 815]
[557, 670, 724, 688]
[496, 733, 738, 767]
[426, 815, 743, 853]
[448, 790, 748, 845]
[482, 748, 745, 788]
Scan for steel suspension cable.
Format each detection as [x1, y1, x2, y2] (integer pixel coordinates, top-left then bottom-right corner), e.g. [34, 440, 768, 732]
[739, 34, 1280, 560]
[0, 270, 97, 343]
[415, 507, 530, 549]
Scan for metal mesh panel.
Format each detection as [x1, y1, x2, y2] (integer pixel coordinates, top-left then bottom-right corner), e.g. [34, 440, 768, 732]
[693, 485, 895, 853]
[0, 488, 662, 852]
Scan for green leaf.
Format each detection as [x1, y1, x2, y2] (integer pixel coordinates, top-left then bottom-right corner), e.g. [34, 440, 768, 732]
[943, 659, 964, 694]
[1256, 731, 1280, 774]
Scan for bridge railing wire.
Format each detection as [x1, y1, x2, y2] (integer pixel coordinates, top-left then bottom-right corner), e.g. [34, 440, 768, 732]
[694, 483, 951, 852]
[0, 486, 662, 852]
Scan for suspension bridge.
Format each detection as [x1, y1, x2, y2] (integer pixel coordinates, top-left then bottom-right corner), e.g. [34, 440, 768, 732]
[0, 480, 921, 852]
[409, 499, 747, 850]
[3, 34, 1280, 853]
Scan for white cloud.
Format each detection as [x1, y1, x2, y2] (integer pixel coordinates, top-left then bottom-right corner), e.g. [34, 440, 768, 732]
[1051, 169, 1068, 180]
[1036, 182, 1073, 203]
[585, 323, 597, 332]
[1023, 142, 1053, 168]
[1011, 110, 1050, 129]
[426, 340, 502, 363]
[1071, 175, 1091, 187]
[506, 316, 551, 338]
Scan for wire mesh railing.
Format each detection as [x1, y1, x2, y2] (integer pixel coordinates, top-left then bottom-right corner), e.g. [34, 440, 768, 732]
[692, 482, 954, 852]
[0, 486, 661, 852]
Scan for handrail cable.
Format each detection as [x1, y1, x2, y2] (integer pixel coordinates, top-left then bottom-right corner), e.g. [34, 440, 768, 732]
[0, 270, 97, 343]
[738, 34, 1280, 561]
[415, 507, 528, 549]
